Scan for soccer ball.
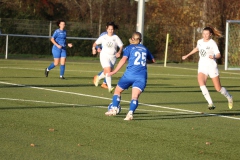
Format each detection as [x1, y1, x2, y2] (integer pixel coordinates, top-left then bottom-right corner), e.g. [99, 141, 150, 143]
[108, 103, 121, 115]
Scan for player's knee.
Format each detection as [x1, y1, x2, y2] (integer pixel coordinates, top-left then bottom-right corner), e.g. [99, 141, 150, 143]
[132, 97, 138, 101]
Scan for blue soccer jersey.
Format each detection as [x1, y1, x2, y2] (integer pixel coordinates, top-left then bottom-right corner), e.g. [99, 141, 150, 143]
[122, 44, 154, 79]
[52, 29, 67, 48]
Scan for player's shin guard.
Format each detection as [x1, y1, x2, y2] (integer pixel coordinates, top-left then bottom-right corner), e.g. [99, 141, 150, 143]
[112, 95, 121, 107]
[98, 71, 105, 80]
[219, 87, 231, 99]
[129, 99, 138, 113]
[60, 65, 65, 76]
[200, 85, 213, 105]
[105, 74, 112, 90]
[48, 63, 55, 70]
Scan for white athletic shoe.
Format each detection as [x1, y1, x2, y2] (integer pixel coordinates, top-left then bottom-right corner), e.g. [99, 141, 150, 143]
[105, 108, 117, 116]
[208, 104, 216, 110]
[228, 95, 233, 109]
[93, 75, 99, 87]
[124, 112, 133, 121]
[108, 87, 115, 93]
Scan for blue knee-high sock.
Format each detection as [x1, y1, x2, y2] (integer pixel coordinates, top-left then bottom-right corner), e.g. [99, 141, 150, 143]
[129, 99, 138, 112]
[47, 63, 55, 70]
[103, 78, 107, 84]
[60, 65, 65, 77]
[112, 95, 121, 107]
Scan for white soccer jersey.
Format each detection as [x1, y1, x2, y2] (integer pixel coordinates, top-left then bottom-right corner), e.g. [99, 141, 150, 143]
[95, 34, 123, 55]
[197, 39, 220, 66]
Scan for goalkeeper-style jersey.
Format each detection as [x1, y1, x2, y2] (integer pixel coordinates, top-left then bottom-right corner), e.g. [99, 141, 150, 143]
[122, 44, 154, 79]
[52, 29, 67, 48]
[197, 38, 220, 67]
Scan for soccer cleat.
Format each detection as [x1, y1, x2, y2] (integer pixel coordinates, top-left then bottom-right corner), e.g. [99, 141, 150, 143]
[124, 112, 133, 121]
[59, 76, 65, 79]
[105, 108, 117, 116]
[45, 68, 49, 77]
[208, 104, 216, 110]
[228, 95, 233, 109]
[93, 75, 99, 87]
[108, 87, 115, 93]
[101, 83, 108, 89]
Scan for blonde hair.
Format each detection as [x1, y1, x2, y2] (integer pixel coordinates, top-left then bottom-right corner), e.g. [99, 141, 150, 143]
[129, 32, 142, 44]
[203, 26, 222, 38]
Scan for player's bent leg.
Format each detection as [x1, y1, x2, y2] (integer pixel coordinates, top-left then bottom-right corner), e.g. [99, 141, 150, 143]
[101, 77, 108, 89]
[212, 76, 233, 109]
[105, 87, 123, 116]
[45, 60, 58, 77]
[124, 99, 138, 121]
[93, 75, 99, 87]
[219, 87, 233, 109]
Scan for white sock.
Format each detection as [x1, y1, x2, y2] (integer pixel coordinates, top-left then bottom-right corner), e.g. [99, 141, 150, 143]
[220, 87, 231, 99]
[98, 72, 105, 80]
[200, 85, 213, 105]
[105, 73, 112, 90]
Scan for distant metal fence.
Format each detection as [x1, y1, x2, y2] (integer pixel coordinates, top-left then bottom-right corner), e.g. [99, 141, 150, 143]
[0, 33, 97, 59]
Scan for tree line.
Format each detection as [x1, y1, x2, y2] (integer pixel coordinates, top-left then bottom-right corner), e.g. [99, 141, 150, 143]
[0, 0, 239, 63]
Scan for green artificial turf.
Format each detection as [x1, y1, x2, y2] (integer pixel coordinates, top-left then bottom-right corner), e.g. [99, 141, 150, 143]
[0, 59, 239, 160]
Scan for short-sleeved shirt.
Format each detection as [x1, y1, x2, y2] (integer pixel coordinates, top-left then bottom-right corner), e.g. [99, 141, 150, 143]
[197, 39, 220, 67]
[122, 44, 154, 80]
[52, 29, 67, 48]
[95, 34, 123, 55]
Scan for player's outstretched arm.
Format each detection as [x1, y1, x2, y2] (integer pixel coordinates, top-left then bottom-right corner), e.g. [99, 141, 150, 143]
[182, 47, 198, 60]
[108, 56, 128, 76]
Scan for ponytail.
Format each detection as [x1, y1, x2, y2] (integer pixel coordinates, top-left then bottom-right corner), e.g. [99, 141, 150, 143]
[203, 26, 222, 38]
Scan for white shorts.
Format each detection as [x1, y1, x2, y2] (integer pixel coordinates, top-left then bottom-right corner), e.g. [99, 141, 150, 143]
[198, 62, 219, 78]
[100, 53, 116, 68]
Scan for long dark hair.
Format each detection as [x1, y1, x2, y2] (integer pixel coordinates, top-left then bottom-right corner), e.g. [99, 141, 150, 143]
[203, 26, 222, 38]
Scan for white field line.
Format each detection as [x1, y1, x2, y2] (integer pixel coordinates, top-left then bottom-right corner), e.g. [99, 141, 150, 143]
[0, 81, 240, 120]
[150, 65, 240, 75]
[0, 66, 240, 79]
[0, 98, 187, 114]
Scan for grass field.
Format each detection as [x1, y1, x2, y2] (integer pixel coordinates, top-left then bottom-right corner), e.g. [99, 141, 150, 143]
[0, 59, 240, 160]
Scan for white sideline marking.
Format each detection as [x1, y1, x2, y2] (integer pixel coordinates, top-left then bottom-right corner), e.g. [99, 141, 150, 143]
[1, 66, 240, 79]
[0, 98, 187, 114]
[0, 81, 239, 120]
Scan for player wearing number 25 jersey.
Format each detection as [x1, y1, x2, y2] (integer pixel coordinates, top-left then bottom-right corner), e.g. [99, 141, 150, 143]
[105, 32, 155, 120]
[118, 43, 154, 91]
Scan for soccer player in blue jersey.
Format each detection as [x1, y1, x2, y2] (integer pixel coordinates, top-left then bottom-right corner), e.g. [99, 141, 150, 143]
[93, 22, 119, 89]
[45, 20, 73, 79]
[105, 32, 155, 120]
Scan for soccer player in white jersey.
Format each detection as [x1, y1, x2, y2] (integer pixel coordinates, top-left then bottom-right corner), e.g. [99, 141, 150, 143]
[92, 23, 123, 93]
[93, 22, 119, 90]
[45, 20, 73, 79]
[105, 32, 155, 120]
[182, 26, 233, 110]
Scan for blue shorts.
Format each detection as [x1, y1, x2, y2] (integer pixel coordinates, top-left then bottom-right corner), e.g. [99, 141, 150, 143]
[117, 75, 147, 92]
[52, 46, 67, 58]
